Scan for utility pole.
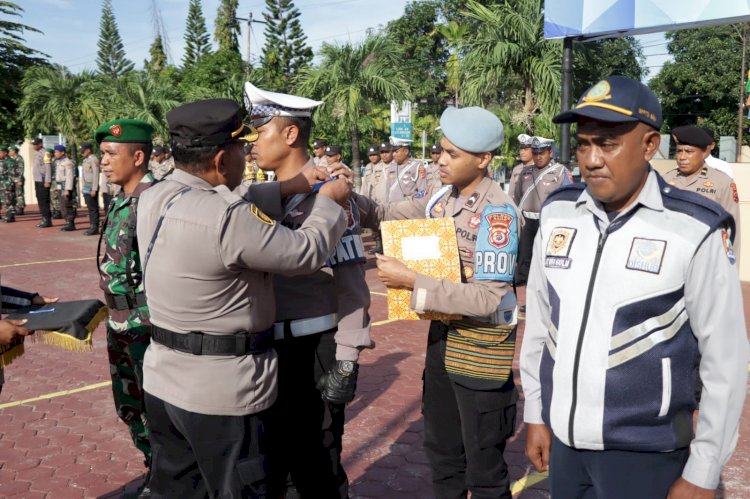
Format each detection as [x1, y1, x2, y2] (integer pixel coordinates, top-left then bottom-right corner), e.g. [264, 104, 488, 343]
[737, 22, 748, 162]
[560, 37, 574, 165]
[235, 12, 267, 66]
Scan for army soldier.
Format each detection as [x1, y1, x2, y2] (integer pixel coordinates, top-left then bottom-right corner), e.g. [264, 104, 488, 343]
[663, 125, 741, 263]
[513, 136, 572, 287]
[96, 119, 157, 495]
[80, 142, 101, 236]
[355, 106, 520, 498]
[8, 146, 24, 216]
[1, 146, 18, 223]
[521, 75, 748, 499]
[31, 138, 52, 228]
[245, 83, 372, 499]
[507, 134, 534, 195]
[136, 98, 349, 498]
[53, 145, 76, 231]
[48, 148, 62, 220]
[312, 138, 328, 167]
[386, 139, 422, 201]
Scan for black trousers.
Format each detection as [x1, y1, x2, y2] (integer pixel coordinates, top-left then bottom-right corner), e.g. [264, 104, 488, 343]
[423, 322, 517, 499]
[83, 192, 100, 228]
[144, 391, 270, 499]
[514, 217, 539, 286]
[34, 182, 51, 220]
[550, 437, 689, 498]
[103, 193, 113, 215]
[269, 329, 348, 499]
[56, 189, 74, 223]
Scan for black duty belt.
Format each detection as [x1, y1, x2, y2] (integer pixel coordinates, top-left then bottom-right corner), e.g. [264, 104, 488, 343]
[104, 293, 147, 311]
[151, 325, 273, 356]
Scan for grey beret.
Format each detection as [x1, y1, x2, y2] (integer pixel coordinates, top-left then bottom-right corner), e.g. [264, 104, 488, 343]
[439, 106, 504, 153]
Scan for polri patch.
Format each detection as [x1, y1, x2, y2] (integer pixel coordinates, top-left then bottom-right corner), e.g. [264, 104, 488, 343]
[731, 182, 739, 203]
[626, 237, 666, 274]
[249, 203, 274, 225]
[544, 227, 576, 269]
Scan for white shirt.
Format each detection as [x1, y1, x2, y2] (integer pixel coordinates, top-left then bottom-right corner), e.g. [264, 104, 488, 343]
[705, 155, 734, 178]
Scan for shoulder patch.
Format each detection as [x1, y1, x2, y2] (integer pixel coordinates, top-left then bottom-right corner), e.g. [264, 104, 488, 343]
[474, 204, 519, 282]
[249, 203, 274, 225]
[731, 182, 739, 204]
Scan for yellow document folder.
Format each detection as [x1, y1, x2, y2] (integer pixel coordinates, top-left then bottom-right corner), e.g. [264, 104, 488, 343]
[381, 218, 462, 321]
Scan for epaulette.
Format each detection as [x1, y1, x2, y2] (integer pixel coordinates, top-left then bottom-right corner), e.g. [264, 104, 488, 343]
[658, 174, 735, 239]
[542, 182, 586, 207]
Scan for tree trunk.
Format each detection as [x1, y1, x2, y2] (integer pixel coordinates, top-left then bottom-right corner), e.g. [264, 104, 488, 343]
[351, 124, 362, 190]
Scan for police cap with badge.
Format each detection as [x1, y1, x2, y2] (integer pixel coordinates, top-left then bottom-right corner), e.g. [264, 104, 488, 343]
[553, 75, 663, 129]
[325, 145, 341, 156]
[313, 139, 327, 149]
[244, 82, 323, 133]
[517, 134, 534, 148]
[367, 145, 379, 156]
[379, 142, 393, 153]
[430, 143, 442, 154]
[79, 142, 94, 153]
[166, 99, 250, 148]
[437, 106, 518, 283]
[531, 136, 554, 153]
[671, 126, 712, 149]
[391, 138, 412, 150]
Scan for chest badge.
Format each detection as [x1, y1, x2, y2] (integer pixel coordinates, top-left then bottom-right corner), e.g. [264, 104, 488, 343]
[703, 181, 714, 188]
[626, 238, 666, 274]
[433, 201, 444, 214]
[544, 227, 576, 269]
[468, 215, 481, 229]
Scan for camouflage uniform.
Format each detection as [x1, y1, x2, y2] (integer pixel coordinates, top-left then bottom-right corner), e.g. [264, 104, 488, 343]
[1, 156, 20, 218]
[10, 154, 24, 212]
[98, 172, 156, 465]
[49, 155, 61, 216]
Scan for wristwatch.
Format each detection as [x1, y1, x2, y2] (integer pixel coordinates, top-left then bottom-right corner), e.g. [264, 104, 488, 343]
[337, 360, 356, 376]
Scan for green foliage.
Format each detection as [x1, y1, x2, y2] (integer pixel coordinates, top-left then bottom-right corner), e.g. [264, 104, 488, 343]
[145, 35, 167, 75]
[461, 0, 561, 133]
[177, 49, 248, 104]
[20, 65, 104, 146]
[296, 34, 412, 177]
[650, 25, 743, 137]
[0, 1, 47, 142]
[108, 72, 182, 142]
[183, 0, 212, 67]
[96, 0, 134, 78]
[573, 37, 645, 99]
[214, 0, 240, 54]
[259, 0, 313, 93]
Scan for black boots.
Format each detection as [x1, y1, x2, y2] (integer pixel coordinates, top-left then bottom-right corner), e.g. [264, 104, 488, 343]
[36, 219, 52, 228]
[60, 221, 76, 231]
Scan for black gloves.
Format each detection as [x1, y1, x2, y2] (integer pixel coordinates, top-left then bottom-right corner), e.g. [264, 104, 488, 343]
[317, 360, 359, 404]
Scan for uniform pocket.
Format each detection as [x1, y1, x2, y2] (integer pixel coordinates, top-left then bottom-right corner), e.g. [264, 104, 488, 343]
[236, 456, 268, 497]
[476, 391, 517, 449]
[659, 357, 671, 417]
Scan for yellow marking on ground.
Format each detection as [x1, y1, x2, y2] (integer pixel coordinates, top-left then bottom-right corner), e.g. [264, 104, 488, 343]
[0, 256, 96, 269]
[510, 471, 549, 495]
[372, 318, 398, 327]
[0, 381, 112, 410]
[369, 291, 387, 297]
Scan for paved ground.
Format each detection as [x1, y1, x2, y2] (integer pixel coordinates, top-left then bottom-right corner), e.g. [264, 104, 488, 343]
[0, 207, 749, 498]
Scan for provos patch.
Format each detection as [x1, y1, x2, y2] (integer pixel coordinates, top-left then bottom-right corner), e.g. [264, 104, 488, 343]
[626, 237, 666, 274]
[544, 227, 576, 269]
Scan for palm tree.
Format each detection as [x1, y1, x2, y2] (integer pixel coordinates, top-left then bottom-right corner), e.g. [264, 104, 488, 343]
[461, 0, 561, 132]
[296, 34, 412, 183]
[20, 65, 104, 152]
[435, 21, 467, 106]
[111, 72, 182, 142]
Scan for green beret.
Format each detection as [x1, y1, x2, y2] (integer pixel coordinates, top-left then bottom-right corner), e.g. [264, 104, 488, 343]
[95, 118, 154, 145]
[45, 148, 53, 153]
[0, 146, 8, 152]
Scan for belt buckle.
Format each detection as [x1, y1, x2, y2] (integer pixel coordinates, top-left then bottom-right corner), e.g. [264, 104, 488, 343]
[189, 332, 204, 355]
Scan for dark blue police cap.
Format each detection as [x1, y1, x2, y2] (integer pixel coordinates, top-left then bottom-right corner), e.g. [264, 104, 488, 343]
[553, 75, 662, 129]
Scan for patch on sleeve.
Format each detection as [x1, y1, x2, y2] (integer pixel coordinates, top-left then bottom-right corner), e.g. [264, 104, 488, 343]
[473, 204, 518, 282]
[544, 227, 576, 269]
[731, 182, 739, 203]
[249, 203, 274, 225]
[722, 229, 736, 265]
[625, 238, 666, 274]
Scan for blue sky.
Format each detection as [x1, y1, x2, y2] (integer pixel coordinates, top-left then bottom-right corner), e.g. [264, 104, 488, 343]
[20, 0, 669, 79]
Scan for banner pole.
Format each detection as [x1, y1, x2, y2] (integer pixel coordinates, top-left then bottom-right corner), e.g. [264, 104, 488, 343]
[560, 37, 574, 166]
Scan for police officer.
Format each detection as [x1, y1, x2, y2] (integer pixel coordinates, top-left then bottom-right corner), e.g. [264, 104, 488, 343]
[356, 106, 520, 498]
[521, 76, 749, 499]
[149, 146, 174, 180]
[31, 138, 52, 228]
[312, 138, 328, 167]
[379, 141, 394, 168]
[360, 145, 387, 254]
[324, 144, 346, 168]
[245, 82, 372, 499]
[663, 125, 741, 263]
[79, 142, 101, 236]
[52, 145, 76, 231]
[512, 136, 571, 287]
[429, 143, 441, 165]
[386, 139, 422, 201]
[507, 134, 534, 195]
[136, 98, 350, 498]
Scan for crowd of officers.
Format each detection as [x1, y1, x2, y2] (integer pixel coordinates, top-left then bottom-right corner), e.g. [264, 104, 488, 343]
[1, 74, 749, 499]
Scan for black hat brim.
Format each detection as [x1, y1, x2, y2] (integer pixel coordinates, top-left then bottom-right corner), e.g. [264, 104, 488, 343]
[553, 106, 639, 125]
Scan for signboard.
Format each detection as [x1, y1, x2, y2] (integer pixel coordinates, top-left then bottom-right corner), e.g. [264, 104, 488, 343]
[391, 101, 413, 141]
[545, 0, 750, 40]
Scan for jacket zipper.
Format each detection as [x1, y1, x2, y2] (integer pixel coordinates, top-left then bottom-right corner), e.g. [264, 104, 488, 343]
[568, 228, 609, 446]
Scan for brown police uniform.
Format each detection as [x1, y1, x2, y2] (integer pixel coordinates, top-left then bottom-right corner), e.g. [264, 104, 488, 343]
[359, 160, 387, 202]
[506, 163, 525, 197]
[385, 157, 422, 202]
[663, 166, 741, 264]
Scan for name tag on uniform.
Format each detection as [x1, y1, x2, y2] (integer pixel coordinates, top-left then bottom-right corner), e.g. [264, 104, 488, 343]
[544, 227, 576, 269]
[626, 238, 666, 274]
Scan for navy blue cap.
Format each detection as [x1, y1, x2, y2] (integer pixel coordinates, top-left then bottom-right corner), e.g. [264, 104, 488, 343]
[379, 142, 393, 152]
[430, 144, 442, 153]
[313, 139, 327, 149]
[325, 145, 341, 156]
[553, 76, 662, 129]
[53, 144, 66, 152]
[367, 145, 379, 155]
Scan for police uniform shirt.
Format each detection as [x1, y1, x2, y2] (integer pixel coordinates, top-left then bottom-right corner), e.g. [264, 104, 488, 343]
[275, 159, 372, 360]
[520, 170, 748, 490]
[355, 177, 519, 316]
[136, 169, 347, 416]
[385, 157, 422, 202]
[513, 161, 571, 216]
[81, 155, 100, 191]
[506, 163, 525, 196]
[663, 166, 741, 263]
[313, 156, 326, 168]
[32, 149, 51, 184]
[55, 157, 76, 191]
[360, 160, 387, 203]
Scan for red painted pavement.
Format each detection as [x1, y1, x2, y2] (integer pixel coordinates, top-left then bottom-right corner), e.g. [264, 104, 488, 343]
[0, 206, 748, 498]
